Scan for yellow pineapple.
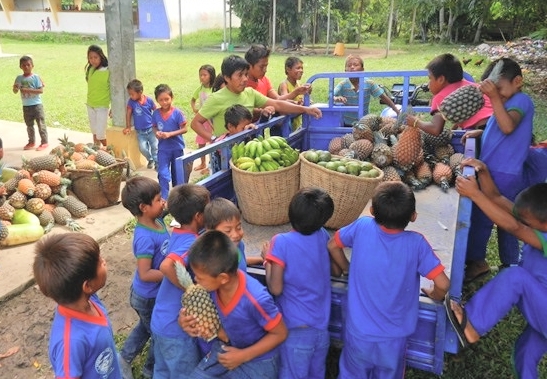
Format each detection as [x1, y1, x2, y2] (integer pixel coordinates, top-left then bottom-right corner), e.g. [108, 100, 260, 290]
[392, 123, 422, 171]
[433, 162, 454, 192]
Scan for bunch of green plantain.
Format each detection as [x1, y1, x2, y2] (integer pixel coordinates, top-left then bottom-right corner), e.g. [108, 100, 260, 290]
[231, 133, 299, 172]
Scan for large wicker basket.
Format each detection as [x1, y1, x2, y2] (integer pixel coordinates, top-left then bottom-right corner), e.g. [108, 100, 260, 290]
[67, 159, 127, 209]
[229, 157, 300, 226]
[299, 152, 384, 229]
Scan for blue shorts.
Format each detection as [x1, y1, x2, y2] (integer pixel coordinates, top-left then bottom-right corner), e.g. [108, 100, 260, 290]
[280, 326, 330, 379]
[153, 333, 200, 379]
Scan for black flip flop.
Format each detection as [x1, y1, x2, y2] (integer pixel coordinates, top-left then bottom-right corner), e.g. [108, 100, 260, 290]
[444, 293, 470, 349]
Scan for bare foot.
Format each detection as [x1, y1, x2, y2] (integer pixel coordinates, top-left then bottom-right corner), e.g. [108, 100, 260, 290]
[450, 300, 480, 344]
[194, 163, 206, 171]
[200, 168, 210, 175]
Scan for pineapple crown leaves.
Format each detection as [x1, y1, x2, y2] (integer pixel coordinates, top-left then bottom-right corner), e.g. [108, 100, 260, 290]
[175, 260, 194, 289]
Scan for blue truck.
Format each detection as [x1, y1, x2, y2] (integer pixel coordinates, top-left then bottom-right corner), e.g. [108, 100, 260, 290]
[175, 70, 477, 375]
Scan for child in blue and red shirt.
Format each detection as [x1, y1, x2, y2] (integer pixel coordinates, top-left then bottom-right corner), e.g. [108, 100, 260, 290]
[262, 187, 334, 379]
[180, 230, 287, 379]
[119, 176, 169, 379]
[328, 181, 450, 379]
[150, 184, 210, 379]
[33, 233, 122, 379]
[151, 84, 188, 200]
[462, 58, 534, 281]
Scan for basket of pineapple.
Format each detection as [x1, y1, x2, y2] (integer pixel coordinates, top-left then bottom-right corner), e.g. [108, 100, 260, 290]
[300, 150, 384, 229]
[229, 132, 301, 226]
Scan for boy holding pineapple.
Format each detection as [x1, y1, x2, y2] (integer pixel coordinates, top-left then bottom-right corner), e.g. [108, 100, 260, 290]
[150, 184, 210, 379]
[33, 233, 122, 379]
[328, 181, 450, 379]
[118, 177, 169, 379]
[462, 58, 534, 281]
[262, 187, 335, 379]
[407, 53, 493, 136]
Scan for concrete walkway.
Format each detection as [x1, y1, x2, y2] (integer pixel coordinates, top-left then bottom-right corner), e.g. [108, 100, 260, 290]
[0, 120, 201, 301]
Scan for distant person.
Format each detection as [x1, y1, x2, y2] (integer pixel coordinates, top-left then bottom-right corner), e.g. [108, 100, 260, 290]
[190, 64, 216, 173]
[33, 233, 123, 379]
[41, 19, 45, 31]
[13, 55, 48, 151]
[123, 79, 158, 170]
[406, 53, 493, 136]
[85, 45, 111, 147]
[119, 177, 169, 379]
[328, 181, 450, 378]
[151, 84, 188, 200]
[46, 17, 51, 31]
[333, 54, 400, 126]
[262, 187, 335, 379]
[278, 56, 312, 130]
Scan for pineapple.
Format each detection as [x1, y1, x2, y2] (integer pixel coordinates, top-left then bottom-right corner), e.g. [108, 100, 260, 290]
[33, 170, 69, 187]
[17, 178, 36, 197]
[15, 169, 31, 180]
[338, 149, 355, 159]
[0, 202, 15, 221]
[349, 140, 373, 160]
[328, 137, 343, 155]
[433, 162, 454, 192]
[4, 177, 19, 196]
[379, 117, 401, 137]
[22, 154, 61, 172]
[341, 133, 355, 149]
[352, 125, 374, 142]
[38, 209, 55, 233]
[94, 150, 117, 167]
[382, 166, 402, 182]
[414, 161, 433, 187]
[34, 183, 53, 200]
[8, 191, 27, 209]
[403, 171, 426, 190]
[434, 144, 455, 164]
[371, 131, 393, 168]
[449, 152, 465, 177]
[58, 195, 89, 218]
[0, 221, 8, 241]
[357, 114, 383, 131]
[422, 128, 453, 150]
[51, 206, 83, 231]
[175, 261, 220, 341]
[439, 85, 485, 124]
[75, 159, 101, 170]
[392, 123, 422, 172]
[26, 198, 45, 215]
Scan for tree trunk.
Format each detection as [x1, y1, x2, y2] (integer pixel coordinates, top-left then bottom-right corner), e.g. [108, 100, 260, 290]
[409, 7, 416, 43]
[357, 0, 365, 48]
[473, 18, 484, 44]
[439, 7, 445, 40]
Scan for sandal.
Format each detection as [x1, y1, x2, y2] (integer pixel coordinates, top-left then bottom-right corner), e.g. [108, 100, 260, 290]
[444, 293, 470, 349]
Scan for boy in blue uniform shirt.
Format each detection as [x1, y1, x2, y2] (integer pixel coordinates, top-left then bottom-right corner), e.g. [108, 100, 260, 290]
[180, 231, 288, 378]
[33, 233, 122, 379]
[262, 187, 334, 379]
[119, 177, 170, 379]
[451, 158, 547, 379]
[328, 181, 450, 379]
[150, 184, 210, 379]
[462, 58, 535, 281]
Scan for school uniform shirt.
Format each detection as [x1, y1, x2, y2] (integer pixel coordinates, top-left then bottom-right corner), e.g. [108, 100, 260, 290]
[333, 78, 384, 126]
[334, 216, 444, 339]
[431, 80, 493, 129]
[86, 67, 110, 108]
[131, 219, 170, 299]
[212, 270, 282, 361]
[49, 294, 122, 379]
[127, 95, 156, 130]
[198, 87, 268, 136]
[237, 240, 248, 273]
[14, 73, 44, 106]
[265, 229, 331, 330]
[151, 107, 186, 151]
[521, 230, 547, 287]
[480, 91, 534, 176]
[150, 229, 198, 338]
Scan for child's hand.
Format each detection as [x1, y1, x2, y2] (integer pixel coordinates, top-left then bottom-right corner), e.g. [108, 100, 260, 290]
[479, 79, 500, 100]
[334, 95, 347, 104]
[305, 107, 322, 119]
[261, 106, 275, 118]
[178, 308, 202, 337]
[217, 345, 246, 370]
[122, 127, 131, 135]
[260, 241, 270, 260]
[455, 173, 480, 198]
[460, 129, 483, 144]
[460, 158, 487, 174]
[406, 114, 419, 127]
[244, 123, 257, 130]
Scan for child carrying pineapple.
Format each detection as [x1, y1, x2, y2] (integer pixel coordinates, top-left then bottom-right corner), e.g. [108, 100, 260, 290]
[407, 53, 493, 136]
[150, 184, 210, 378]
[262, 187, 335, 379]
[118, 177, 170, 379]
[179, 230, 288, 379]
[461, 58, 534, 281]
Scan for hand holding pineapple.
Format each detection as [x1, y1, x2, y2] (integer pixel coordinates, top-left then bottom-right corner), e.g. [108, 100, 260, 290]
[179, 308, 218, 340]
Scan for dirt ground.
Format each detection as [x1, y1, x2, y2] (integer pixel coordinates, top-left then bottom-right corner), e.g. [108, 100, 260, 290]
[0, 231, 139, 379]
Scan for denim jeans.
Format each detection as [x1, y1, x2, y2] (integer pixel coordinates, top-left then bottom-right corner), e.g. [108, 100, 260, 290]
[153, 333, 200, 379]
[136, 127, 158, 163]
[120, 288, 155, 374]
[279, 326, 330, 379]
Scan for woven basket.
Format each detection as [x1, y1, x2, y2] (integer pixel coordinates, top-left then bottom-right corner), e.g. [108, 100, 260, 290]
[299, 152, 384, 229]
[67, 159, 127, 209]
[229, 157, 300, 226]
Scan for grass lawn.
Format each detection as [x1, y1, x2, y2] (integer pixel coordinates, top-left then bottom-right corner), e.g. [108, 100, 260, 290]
[2, 30, 546, 378]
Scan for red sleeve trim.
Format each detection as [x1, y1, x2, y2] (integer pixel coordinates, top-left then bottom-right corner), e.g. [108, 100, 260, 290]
[263, 312, 282, 332]
[264, 254, 284, 268]
[334, 231, 345, 248]
[425, 264, 445, 280]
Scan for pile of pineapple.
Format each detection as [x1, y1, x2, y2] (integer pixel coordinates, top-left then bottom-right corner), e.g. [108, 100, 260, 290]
[0, 135, 128, 239]
[327, 114, 464, 192]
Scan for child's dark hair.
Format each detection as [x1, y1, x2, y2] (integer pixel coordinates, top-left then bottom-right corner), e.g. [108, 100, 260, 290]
[289, 187, 334, 235]
[167, 184, 210, 225]
[127, 79, 144, 93]
[245, 44, 271, 66]
[85, 45, 108, 81]
[19, 55, 33, 66]
[514, 183, 547, 224]
[221, 55, 250, 79]
[212, 74, 225, 92]
[121, 176, 161, 216]
[285, 56, 303, 75]
[224, 105, 252, 130]
[188, 230, 239, 276]
[481, 58, 522, 82]
[154, 83, 173, 100]
[426, 53, 463, 83]
[204, 197, 241, 230]
[199, 64, 216, 88]
[33, 233, 101, 305]
[371, 182, 416, 229]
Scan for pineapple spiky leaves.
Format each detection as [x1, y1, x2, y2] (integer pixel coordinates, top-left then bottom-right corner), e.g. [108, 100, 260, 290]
[175, 261, 220, 341]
